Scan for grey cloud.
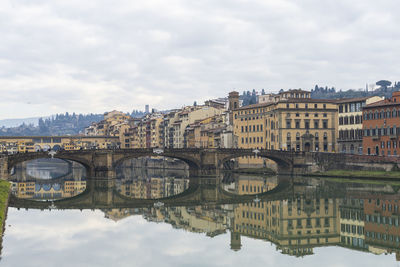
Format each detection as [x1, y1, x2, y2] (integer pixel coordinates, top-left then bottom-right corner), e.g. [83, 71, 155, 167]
[1, 0, 400, 118]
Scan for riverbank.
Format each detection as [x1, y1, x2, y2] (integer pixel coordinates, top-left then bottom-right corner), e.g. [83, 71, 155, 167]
[229, 168, 276, 175]
[0, 180, 10, 254]
[308, 170, 400, 180]
[0, 180, 10, 229]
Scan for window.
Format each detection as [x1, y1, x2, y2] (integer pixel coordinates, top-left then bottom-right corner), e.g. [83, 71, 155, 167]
[296, 121, 300, 129]
[286, 120, 291, 129]
[314, 120, 319, 129]
[305, 121, 310, 129]
[314, 104, 318, 108]
[323, 120, 328, 129]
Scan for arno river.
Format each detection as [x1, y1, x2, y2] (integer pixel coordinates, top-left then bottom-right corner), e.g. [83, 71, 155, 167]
[1, 158, 399, 267]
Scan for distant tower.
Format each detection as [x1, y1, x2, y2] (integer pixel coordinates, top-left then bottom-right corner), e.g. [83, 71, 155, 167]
[145, 105, 149, 114]
[230, 231, 242, 251]
[228, 91, 239, 125]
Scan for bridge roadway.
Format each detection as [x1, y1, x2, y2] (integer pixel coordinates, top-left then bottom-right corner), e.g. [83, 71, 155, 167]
[3, 148, 400, 178]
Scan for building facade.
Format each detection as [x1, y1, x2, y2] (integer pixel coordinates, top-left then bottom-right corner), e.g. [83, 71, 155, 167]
[337, 96, 382, 154]
[362, 91, 400, 156]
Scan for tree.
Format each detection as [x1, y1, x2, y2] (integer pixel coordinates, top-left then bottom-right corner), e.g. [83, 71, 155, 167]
[376, 80, 392, 88]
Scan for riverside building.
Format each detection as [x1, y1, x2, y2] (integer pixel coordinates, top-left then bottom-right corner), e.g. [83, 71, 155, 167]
[336, 97, 382, 154]
[231, 89, 338, 167]
[362, 91, 400, 156]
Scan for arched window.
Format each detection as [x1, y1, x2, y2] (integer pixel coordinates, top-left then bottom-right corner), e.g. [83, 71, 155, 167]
[393, 109, 397, 118]
[296, 132, 300, 141]
[323, 132, 328, 141]
[387, 109, 391, 118]
[287, 132, 291, 141]
[315, 132, 319, 141]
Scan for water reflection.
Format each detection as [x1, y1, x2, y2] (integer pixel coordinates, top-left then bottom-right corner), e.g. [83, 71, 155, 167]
[116, 164, 190, 199]
[221, 173, 278, 195]
[9, 158, 87, 201]
[2, 161, 400, 264]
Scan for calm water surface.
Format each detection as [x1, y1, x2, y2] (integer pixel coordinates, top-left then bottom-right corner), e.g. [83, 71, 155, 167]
[1, 159, 399, 267]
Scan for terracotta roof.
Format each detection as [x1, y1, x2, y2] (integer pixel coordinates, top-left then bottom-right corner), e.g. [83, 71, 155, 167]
[334, 97, 370, 104]
[364, 100, 400, 108]
[280, 98, 337, 103]
[235, 102, 273, 110]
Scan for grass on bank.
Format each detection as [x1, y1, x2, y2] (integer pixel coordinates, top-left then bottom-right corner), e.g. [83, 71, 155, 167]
[313, 169, 400, 179]
[0, 180, 10, 230]
[325, 177, 400, 186]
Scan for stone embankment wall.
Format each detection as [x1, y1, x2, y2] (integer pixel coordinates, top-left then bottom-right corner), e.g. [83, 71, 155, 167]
[309, 153, 400, 172]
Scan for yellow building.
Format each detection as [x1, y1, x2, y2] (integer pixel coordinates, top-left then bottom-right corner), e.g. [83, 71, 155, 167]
[0, 136, 119, 152]
[231, 90, 338, 167]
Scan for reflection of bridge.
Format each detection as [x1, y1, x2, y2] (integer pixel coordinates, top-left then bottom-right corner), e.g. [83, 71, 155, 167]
[9, 177, 293, 210]
[11, 174, 396, 210]
[3, 148, 400, 177]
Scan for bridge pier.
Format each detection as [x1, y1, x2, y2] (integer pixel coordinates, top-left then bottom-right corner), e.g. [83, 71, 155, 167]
[0, 156, 9, 180]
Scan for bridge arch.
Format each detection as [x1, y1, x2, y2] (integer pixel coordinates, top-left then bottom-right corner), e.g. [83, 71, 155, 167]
[218, 150, 293, 172]
[7, 153, 92, 177]
[113, 152, 201, 172]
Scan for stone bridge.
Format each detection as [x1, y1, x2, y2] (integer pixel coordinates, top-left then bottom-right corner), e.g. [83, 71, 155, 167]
[2, 148, 400, 178]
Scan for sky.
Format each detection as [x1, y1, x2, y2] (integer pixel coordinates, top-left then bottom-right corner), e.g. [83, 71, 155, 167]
[1, 0, 400, 119]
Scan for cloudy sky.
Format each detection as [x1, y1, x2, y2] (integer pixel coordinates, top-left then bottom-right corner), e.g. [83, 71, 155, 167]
[1, 0, 400, 119]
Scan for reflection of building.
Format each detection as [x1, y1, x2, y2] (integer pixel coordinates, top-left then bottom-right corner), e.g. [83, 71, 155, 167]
[118, 177, 189, 199]
[64, 181, 87, 197]
[339, 197, 367, 251]
[11, 181, 35, 198]
[101, 176, 400, 260]
[364, 194, 400, 260]
[11, 180, 86, 200]
[232, 196, 340, 256]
